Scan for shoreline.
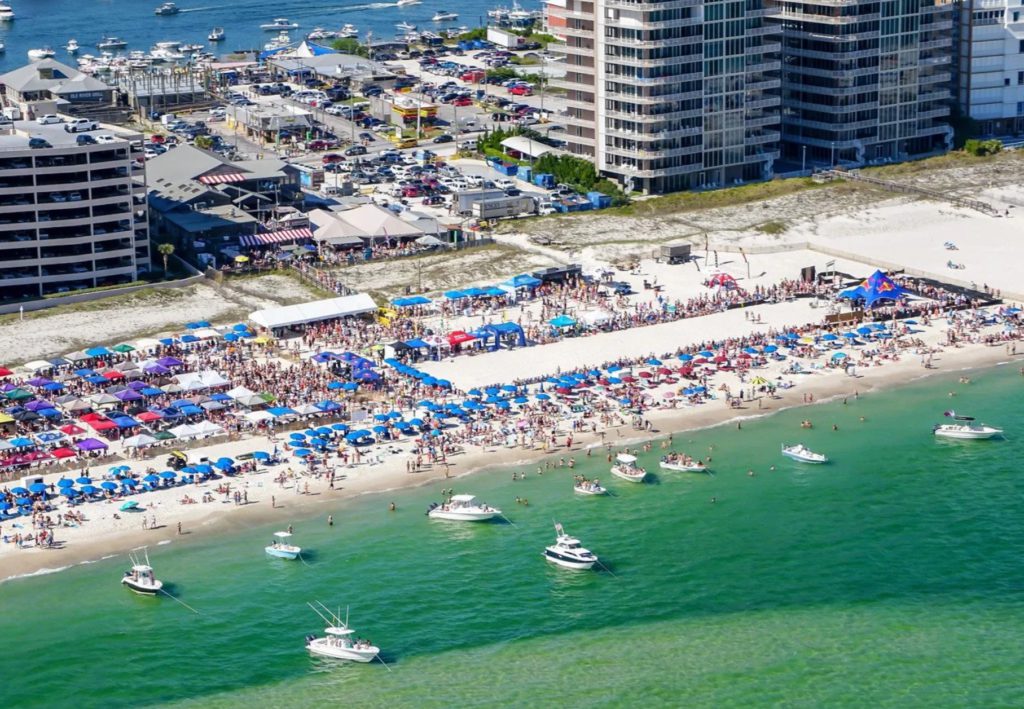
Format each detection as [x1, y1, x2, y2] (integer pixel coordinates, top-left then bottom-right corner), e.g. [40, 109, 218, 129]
[3, 335, 1016, 584]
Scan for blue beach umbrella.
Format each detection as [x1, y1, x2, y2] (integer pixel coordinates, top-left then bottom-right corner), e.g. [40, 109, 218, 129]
[536, 393, 550, 400]
[678, 353, 693, 362]
[61, 489, 79, 498]
[100, 481, 119, 491]
[821, 333, 839, 342]
[832, 352, 848, 360]
[252, 451, 270, 460]
[57, 478, 74, 488]
[331, 423, 349, 431]
[75, 477, 92, 485]
[159, 471, 177, 479]
[293, 448, 312, 457]
[698, 350, 715, 358]
[29, 482, 48, 494]
[143, 474, 160, 483]
[81, 485, 100, 495]
[763, 345, 778, 353]
[11, 486, 28, 495]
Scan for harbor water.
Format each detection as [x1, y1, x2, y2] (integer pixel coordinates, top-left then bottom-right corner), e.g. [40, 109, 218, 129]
[3, 363, 1024, 707]
[0, 0, 531, 73]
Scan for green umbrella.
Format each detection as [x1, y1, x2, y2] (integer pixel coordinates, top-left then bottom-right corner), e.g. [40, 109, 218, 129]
[5, 388, 33, 401]
[153, 430, 177, 440]
[112, 344, 135, 353]
[259, 392, 275, 403]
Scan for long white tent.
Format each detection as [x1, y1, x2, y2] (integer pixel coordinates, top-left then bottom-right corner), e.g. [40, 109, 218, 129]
[249, 293, 377, 330]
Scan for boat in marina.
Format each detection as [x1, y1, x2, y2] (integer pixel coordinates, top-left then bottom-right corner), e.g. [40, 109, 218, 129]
[781, 443, 828, 464]
[395, 20, 417, 32]
[432, 10, 459, 21]
[97, 36, 127, 50]
[266, 530, 301, 559]
[543, 522, 598, 570]
[610, 452, 647, 482]
[27, 47, 56, 60]
[427, 493, 501, 521]
[573, 478, 606, 496]
[180, 43, 205, 53]
[307, 27, 339, 40]
[659, 453, 709, 473]
[121, 551, 164, 596]
[339, 24, 359, 38]
[933, 412, 1002, 440]
[208, 27, 225, 42]
[305, 602, 381, 663]
[263, 32, 292, 51]
[65, 39, 80, 53]
[0, 3, 15, 21]
[261, 17, 299, 31]
[155, 2, 179, 15]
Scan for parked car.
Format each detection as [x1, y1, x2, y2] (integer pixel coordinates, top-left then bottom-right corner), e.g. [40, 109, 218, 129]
[432, 134, 454, 144]
[344, 145, 367, 156]
[322, 153, 345, 165]
[64, 118, 99, 133]
[36, 114, 62, 125]
[28, 137, 52, 149]
[76, 134, 96, 146]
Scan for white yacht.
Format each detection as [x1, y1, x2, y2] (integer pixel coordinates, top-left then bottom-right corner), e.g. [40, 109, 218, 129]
[573, 478, 606, 496]
[933, 413, 1002, 440]
[261, 17, 299, 31]
[305, 602, 381, 663]
[265, 530, 301, 559]
[543, 523, 598, 570]
[307, 27, 338, 40]
[180, 43, 205, 53]
[339, 24, 359, 38]
[0, 3, 15, 21]
[154, 2, 179, 15]
[27, 48, 56, 60]
[781, 443, 828, 464]
[395, 20, 417, 32]
[659, 453, 709, 473]
[121, 552, 163, 596]
[208, 27, 225, 42]
[263, 32, 292, 51]
[97, 36, 127, 50]
[65, 39, 80, 53]
[432, 10, 458, 21]
[427, 493, 501, 522]
[610, 453, 647, 482]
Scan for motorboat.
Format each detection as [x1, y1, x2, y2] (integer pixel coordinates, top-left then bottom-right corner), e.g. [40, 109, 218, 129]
[432, 10, 459, 21]
[180, 43, 205, 53]
[97, 36, 127, 50]
[27, 48, 56, 60]
[659, 453, 709, 473]
[0, 41, 5, 53]
[573, 478, 606, 496]
[427, 493, 501, 521]
[339, 24, 359, 38]
[265, 530, 301, 559]
[307, 27, 339, 40]
[397, 0, 422, 5]
[263, 32, 292, 51]
[154, 2, 179, 15]
[121, 552, 163, 596]
[208, 27, 225, 42]
[0, 3, 15, 21]
[261, 17, 299, 31]
[395, 20, 417, 32]
[933, 412, 1002, 440]
[610, 453, 647, 482]
[305, 602, 381, 663]
[65, 39, 80, 53]
[543, 522, 598, 570]
[781, 443, 828, 464]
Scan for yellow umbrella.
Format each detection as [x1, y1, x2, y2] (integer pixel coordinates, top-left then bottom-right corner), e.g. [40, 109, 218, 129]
[253, 336, 271, 344]
[235, 255, 250, 263]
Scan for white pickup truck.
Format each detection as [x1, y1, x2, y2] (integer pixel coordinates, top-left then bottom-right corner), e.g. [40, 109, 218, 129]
[64, 118, 99, 133]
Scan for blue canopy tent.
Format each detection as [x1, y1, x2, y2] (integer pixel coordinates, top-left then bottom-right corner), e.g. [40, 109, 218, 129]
[478, 322, 527, 351]
[838, 270, 908, 307]
[549, 315, 576, 328]
[505, 274, 542, 289]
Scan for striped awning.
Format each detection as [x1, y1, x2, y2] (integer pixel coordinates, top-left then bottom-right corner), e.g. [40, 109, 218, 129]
[240, 228, 314, 247]
[198, 172, 247, 185]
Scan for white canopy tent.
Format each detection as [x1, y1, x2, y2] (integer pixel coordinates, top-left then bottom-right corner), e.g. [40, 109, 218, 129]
[249, 293, 377, 330]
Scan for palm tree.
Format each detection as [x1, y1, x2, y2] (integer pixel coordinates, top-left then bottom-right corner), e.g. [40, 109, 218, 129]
[157, 242, 175, 274]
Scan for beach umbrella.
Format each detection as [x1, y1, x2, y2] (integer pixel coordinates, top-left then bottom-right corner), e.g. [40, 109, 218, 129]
[372, 425, 388, 435]
[678, 354, 693, 362]
[75, 476, 92, 485]
[821, 333, 839, 342]
[309, 437, 328, 448]
[143, 473, 160, 483]
[120, 500, 140, 511]
[742, 346, 760, 354]
[856, 326, 873, 335]
[121, 479, 137, 487]
[57, 478, 74, 488]
[81, 485, 100, 495]
[195, 464, 214, 475]
[698, 350, 714, 358]
[290, 432, 306, 440]
[536, 393, 550, 400]
[100, 481, 119, 491]
[842, 332, 858, 340]
[409, 418, 424, 427]
[293, 448, 312, 457]
[764, 345, 778, 353]
[61, 489, 79, 498]
[832, 352, 848, 360]
[157, 470, 177, 480]
[373, 413, 389, 421]
[10, 486, 28, 495]
[513, 396, 529, 404]
[29, 482, 48, 494]
[252, 451, 270, 461]
[331, 423, 349, 431]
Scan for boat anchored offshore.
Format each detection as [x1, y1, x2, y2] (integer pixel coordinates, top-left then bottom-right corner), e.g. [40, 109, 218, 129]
[27, 47, 56, 60]
[573, 477, 606, 495]
[339, 24, 359, 38]
[208, 27, 225, 42]
[395, 20, 417, 32]
[544, 522, 598, 570]
[781, 443, 828, 464]
[266, 530, 301, 559]
[432, 10, 459, 21]
[261, 17, 299, 31]
[659, 452, 709, 473]
[122, 551, 164, 595]
[154, 2, 179, 15]
[0, 3, 15, 21]
[427, 493, 501, 521]
[305, 602, 382, 663]
[933, 411, 1003, 440]
[611, 453, 647, 482]
[65, 39, 80, 53]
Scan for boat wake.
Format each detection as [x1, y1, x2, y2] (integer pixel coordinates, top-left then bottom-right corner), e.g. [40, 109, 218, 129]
[1, 565, 71, 584]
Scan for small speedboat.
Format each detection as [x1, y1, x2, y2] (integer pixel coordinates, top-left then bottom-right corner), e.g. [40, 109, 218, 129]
[544, 522, 598, 570]
[266, 530, 301, 559]
[610, 453, 647, 482]
[933, 412, 1002, 440]
[307, 27, 338, 40]
[305, 602, 380, 663]
[121, 552, 163, 595]
[0, 2, 15, 21]
[339, 24, 359, 38]
[432, 10, 458, 21]
[97, 36, 127, 50]
[208, 27, 225, 41]
[573, 478, 606, 496]
[66, 39, 80, 53]
[781, 443, 828, 464]
[659, 454, 709, 473]
[154, 2, 179, 15]
[27, 47, 56, 60]
[261, 17, 299, 31]
[395, 20, 417, 32]
[396, 0, 421, 6]
[427, 494, 501, 521]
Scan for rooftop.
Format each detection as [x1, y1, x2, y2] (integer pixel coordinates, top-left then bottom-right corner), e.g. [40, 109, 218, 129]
[0, 119, 136, 151]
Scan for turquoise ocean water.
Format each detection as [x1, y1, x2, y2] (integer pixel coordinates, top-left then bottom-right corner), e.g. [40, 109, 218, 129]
[3, 363, 1024, 708]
